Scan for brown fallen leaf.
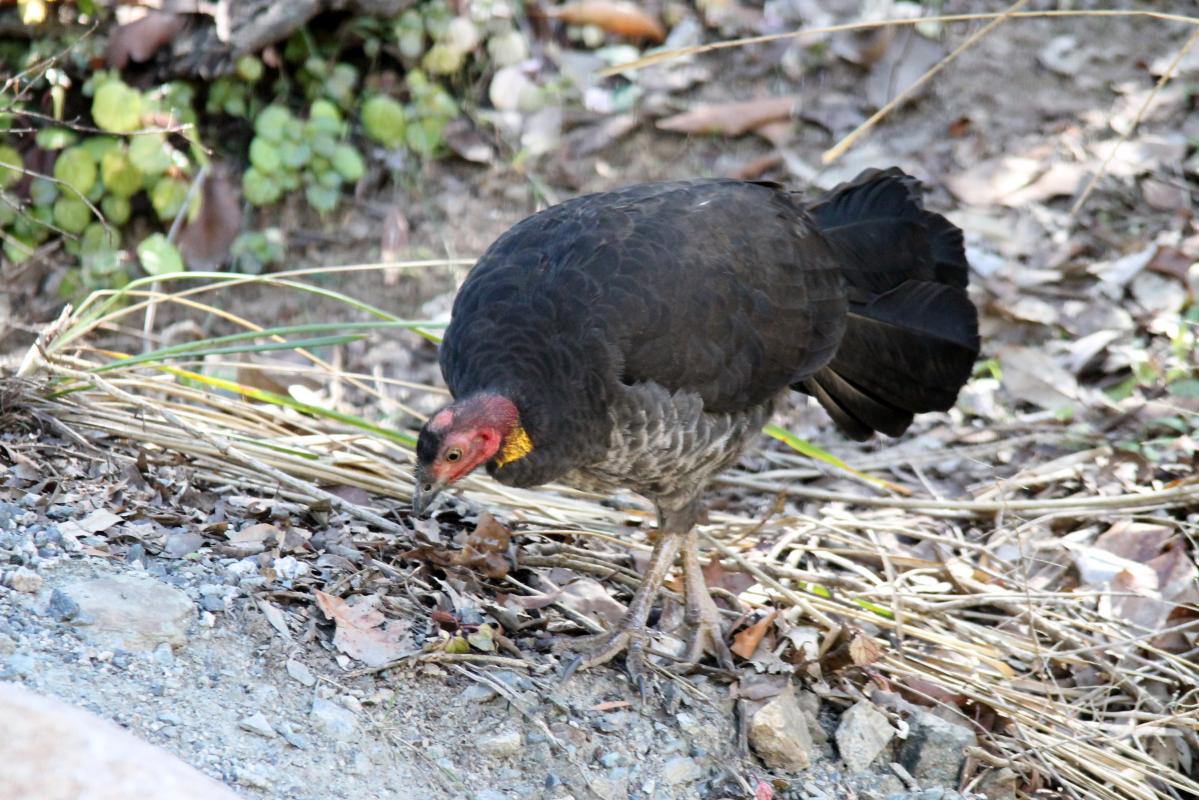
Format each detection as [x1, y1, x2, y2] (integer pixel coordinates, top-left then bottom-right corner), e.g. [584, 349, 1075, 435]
[731, 609, 778, 660]
[315, 590, 416, 667]
[455, 512, 512, 579]
[106, 12, 187, 68]
[176, 163, 241, 271]
[557, 578, 626, 626]
[545, 1, 666, 42]
[657, 96, 799, 138]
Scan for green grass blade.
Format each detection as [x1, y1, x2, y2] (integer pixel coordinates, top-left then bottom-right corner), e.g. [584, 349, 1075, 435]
[94, 336, 365, 373]
[763, 423, 909, 495]
[153, 364, 418, 448]
[93, 320, 447, 373]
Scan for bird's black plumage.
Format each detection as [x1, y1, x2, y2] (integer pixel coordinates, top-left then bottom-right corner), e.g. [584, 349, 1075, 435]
[420, 167, 980, 679]
[436, 169, 979, 498]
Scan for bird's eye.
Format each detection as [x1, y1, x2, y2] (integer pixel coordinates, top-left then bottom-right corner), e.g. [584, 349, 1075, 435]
[445, 448, 462, 462]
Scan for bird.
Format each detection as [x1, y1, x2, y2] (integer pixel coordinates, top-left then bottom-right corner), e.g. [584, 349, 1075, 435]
[412, 167, 980, 684]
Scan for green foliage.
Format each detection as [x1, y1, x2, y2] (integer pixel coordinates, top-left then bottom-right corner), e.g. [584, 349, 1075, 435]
[137, 233, 185, 275]
[53, 146, 97, 196]
[0, 145, 23, 187]
[230, 228, 285, 274]
[92, 80, 144, 133]
[361, 95, 406, 148]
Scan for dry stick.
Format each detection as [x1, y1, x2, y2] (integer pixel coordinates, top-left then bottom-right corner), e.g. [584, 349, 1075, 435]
[601, 10, 1199, 76]
[49, 364, 407, 536]
[142, 163, 209, 353]
[1069, 25, 1199, 218]
[822, 0, 1030, 164]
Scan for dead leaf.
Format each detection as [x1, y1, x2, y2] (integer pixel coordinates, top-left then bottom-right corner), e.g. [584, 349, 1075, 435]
[731, 609, 778, 660]
[74, 509, 123, 534]
[558, 578, 626, 626]
[443, 118, 495, 164]
[945, 156, 1042, 207]
[545, 1, 666, 42]
[864, 27, 946, 110]
[176, 163, 241, 271]
[315, 590, 415, 667]
[1147, 246, 1195, 282]
[657, 96, 798, 138]
[256, 599, 293, 641]
[225, 522, 279, 556]
[1089, 244, 1157, 294]
[997, 345, 1088, 412]
[1038, 35, 1089, 76]
[453, 512, 511, 579]
[702, 559, 756, 597]
[106, 12, 187, 68]
[1141, 177, 1190, 212]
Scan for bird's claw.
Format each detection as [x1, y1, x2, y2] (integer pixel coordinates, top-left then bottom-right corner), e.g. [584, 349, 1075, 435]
[558, 624, 652, 697]
[670, 567, 735, 674]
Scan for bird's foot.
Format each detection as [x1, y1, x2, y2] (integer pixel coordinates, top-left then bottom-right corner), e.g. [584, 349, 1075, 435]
[670, 576, 735, 673]
[559, 620, 651, 695]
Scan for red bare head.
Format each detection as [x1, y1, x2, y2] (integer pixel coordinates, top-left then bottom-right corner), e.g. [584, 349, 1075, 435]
[412, 393, 526, 513]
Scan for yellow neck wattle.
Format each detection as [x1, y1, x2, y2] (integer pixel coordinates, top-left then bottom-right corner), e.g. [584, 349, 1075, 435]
[495, 425, 533, 467]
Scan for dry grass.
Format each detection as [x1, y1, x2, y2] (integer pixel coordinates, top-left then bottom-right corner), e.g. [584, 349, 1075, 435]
[11, 263, 1199, 800]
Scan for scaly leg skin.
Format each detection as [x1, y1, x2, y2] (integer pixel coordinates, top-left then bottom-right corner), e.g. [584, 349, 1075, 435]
[560, 529, 682, 694]
[673, 529, 735, 672]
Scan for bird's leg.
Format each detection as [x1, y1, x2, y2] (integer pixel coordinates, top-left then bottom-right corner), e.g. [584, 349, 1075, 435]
[560, 527, 682, 689]
[673, 528, 735, 671]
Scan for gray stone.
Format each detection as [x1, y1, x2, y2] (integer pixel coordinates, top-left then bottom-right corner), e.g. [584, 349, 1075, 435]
[6, 651, 36, 678]
[749, 689, 815, 771]
[163, 532, 204, 558]
[310, 697, 356, 741]
[598, 751, 624, 768]
[286, 658, 316, 687]
[836, 700, 895, 772]
[57, 576, 193, 651]
[234, 764, 274, 790]
[5, 567, 42, 593]
[477, 728, 523, 758]
[0, 682, 241, 800]
[660, 756, 703, 785]
[976, 766, 1018, 800]
[46, 589, 80, 621]
[459, 682, 498, 702]
[897, 711, 977, 785]
[238, 712, 276, 738]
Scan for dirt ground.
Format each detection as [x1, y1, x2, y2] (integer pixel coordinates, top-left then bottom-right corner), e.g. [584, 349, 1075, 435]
[2, 5, 1198, 800]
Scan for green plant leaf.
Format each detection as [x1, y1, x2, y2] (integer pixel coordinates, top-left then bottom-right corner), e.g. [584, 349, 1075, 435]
[137, 233, 185, 275]
[92, 80, 144, 133]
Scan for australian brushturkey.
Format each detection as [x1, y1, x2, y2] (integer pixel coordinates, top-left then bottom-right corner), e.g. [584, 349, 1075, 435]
[413, 167, 979, 682]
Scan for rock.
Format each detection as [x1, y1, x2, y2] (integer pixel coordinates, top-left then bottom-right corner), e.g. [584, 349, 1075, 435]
[310, 696, 357, 741]
[661, 755, 703, 785]
[46, 588, 80, 621]
[5, 651, 36, 678]
[163, 532, 204, 558]
[749, 689, 815, 771]
[5, 566, 42, 593]
[239, 712, 276, 738]
[897, 711, 977, 785]
[286, 658, 316, 687]
[476, 728, 523, 758]
[976, 766, 1019, 800]
[57, 575, 193, 651]
[0, 682, 241, 800]
[234, 763, 274, 790]
[836, 700, 895, 772]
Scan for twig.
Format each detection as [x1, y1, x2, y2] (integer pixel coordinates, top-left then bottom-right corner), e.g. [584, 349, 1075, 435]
[1069, 25, 1199, 217]
[346, 651, 545, 677]
[823, 0, 1030, 164]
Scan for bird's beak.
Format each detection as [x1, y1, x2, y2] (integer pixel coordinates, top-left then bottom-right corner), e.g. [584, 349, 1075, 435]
[411, 472, 446, 516]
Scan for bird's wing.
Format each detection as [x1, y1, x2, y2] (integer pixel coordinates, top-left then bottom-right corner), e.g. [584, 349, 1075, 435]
[567, 180, 849, 412]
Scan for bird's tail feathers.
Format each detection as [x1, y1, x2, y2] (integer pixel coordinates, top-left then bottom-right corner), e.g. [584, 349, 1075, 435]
[799, 168, 979, 440]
